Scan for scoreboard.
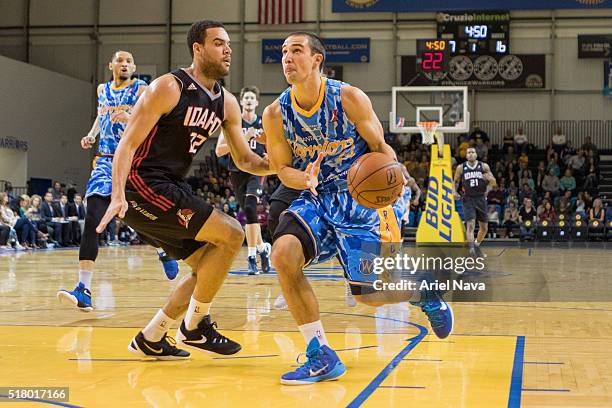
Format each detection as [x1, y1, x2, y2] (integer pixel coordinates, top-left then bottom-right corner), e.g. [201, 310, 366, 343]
[436, 11, 510, 55]
[416, 39, 450, 79]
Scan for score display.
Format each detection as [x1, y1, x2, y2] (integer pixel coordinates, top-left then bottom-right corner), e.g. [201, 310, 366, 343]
[416, 39, 450, 79]
[436, 11, 510, 55]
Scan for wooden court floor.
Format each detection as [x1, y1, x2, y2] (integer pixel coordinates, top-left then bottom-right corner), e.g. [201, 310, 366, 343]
[0, 245, 611, 407]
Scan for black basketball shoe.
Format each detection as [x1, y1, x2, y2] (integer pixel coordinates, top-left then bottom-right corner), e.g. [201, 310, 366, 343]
[128, 331, 190, 360]
[176, 315, 242, 355]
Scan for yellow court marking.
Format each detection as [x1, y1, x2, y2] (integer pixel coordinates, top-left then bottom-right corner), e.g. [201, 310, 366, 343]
[0, 326, 518, 407]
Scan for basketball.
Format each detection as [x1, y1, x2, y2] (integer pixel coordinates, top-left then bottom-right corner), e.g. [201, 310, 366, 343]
[347, 152, 404, 209]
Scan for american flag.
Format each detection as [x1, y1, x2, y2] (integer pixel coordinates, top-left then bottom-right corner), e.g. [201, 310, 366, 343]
[258, 0, 303, 25]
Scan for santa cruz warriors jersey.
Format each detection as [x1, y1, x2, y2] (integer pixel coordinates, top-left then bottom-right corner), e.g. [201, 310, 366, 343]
[130, 68, 224, 182]
[97, 78, 147, 155]
[278, 77, 369, 192]
[227, 115, 266, 173]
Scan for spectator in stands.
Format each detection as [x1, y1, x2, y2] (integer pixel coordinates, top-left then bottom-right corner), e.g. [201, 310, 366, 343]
[550, 127, 567, 155]
[557, 199, 571, 218]
[503, 130, 514, 153]
[582, 190, 594, 210]
[504, 145, 516, 165]
[539, 201, 557, 223]
[605, 204, 612, 223]
[506, 188, 519, 208]
[519, 183, 537, 205]
[589, 198, 605, 223]
[575, 197, 587, 218]
[470, 126, 490, 146]
[487, 205, 500, 238]
[559, 169, 576, 194]
[584, 159, 599, 192]
[41, 191, 64, 247]
[70, 194, 86, 240]
[502, 201, 519, 238]
[542, 169, 561, 197]
[520, 169, 535, 190]
[50, 181, 63, 202]
[457, 135, 470, 161]
[0, 192, 27, 250]
[566, 149, 586, 180]
[560, 140, 575, 164]
[507, 180, 518, 197]
[494, 162, 505, 181]
[487, 184, 504, 217]
[546, 157, 560, 177]
[514, 127, 528, 153]
[518, 151, 529, 168]
[3, 181, 17, 210]
[222, 203, 236, 219]
[534, 161, 546, 193]
[555, 190, 575, 213]
[581, 136, 597, 154]
[474, 137, 488, 161]
[519, 198, 537, 236]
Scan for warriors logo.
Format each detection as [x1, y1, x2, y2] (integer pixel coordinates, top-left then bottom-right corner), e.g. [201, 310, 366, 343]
[177, 208, 195, 229]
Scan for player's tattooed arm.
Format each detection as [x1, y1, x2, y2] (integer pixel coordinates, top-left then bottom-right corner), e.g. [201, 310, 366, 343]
[96, 74, 180, 233]
[263, 100, 323, 194]
[341, 85, 397, 162]
[482, 163, 497, 187]
[222, 90, 273, 176]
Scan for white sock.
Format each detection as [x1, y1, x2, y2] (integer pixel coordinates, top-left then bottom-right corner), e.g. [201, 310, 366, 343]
[248, 247, 257, 257]
[78, 270, 93, 289]
[185, 297, 211, 330]
[298, 320, 329, 347]
[256, 243, 266, 252]
[142, 309, 175, 342]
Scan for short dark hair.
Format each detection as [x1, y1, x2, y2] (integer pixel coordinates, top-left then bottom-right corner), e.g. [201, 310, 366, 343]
[187, 20, 225, 58]
[240, 86, 260, 100]
[287, 31, 326, 72]
[111, 50, 132, 61]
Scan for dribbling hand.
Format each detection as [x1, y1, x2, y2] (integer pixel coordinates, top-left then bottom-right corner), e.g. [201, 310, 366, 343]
[96, 198, 128, 233]
[81, 135, 96, 149]
[305, 153, 325, 196]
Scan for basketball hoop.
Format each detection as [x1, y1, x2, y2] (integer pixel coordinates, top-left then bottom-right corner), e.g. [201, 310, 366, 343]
[417, 121, 439, 145]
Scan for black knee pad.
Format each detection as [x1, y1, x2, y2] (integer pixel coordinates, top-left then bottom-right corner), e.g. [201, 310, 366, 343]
[273, 211, 316, 264]
[244, 195, 258, 224]
[79, 195, 109, 261]
[268, 200, 288, 236]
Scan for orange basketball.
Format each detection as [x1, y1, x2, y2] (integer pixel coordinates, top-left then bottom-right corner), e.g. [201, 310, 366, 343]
[347, 152, 404, 209]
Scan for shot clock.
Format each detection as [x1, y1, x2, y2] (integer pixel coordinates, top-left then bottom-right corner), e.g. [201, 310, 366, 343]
[416, 39, 450, 80]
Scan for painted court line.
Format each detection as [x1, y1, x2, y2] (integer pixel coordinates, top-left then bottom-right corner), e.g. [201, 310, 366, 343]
[508, 336, 525, 408]
[524, 361, 564, 365]
[212, 354, 279, 360]
[522, 388, 570, 392]
[378, 386, 426, 389]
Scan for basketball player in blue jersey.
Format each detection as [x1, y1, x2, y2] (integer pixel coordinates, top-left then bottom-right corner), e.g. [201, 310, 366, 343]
[57, 50, 179, 312]
[215, 86, 271, 275]
[263, 32, 453, 385]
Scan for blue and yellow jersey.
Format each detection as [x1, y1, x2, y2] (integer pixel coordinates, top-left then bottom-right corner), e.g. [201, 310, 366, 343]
[278, 77, 369, 191]
[97, 78, 147, 155]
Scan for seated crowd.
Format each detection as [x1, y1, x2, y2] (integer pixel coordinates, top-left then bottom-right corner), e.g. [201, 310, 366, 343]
[1, 129, 609, 250]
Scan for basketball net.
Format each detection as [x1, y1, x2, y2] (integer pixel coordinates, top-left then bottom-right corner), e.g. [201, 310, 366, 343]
[417, 121, 445, 158]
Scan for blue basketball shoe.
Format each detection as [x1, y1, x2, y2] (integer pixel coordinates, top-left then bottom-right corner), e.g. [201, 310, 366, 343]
[157, 250, 179, 280]
[57, 282, 93, 312]
[281, 337, 347, 385]
[247, 256, 259, 275]
[411, 290, 453, 339]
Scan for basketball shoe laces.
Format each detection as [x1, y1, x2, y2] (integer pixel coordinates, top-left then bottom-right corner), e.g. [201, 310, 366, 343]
[418, 300, 446, 329]
[294, 347, 326, 376]
[159, 334, 182, 353]
[201, 319, 231, 344]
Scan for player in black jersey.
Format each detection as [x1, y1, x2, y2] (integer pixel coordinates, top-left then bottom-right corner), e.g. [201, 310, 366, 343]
[215, 86, 272, 275]
[454, 147, 497, 256]
[96, 20, 272, 360]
